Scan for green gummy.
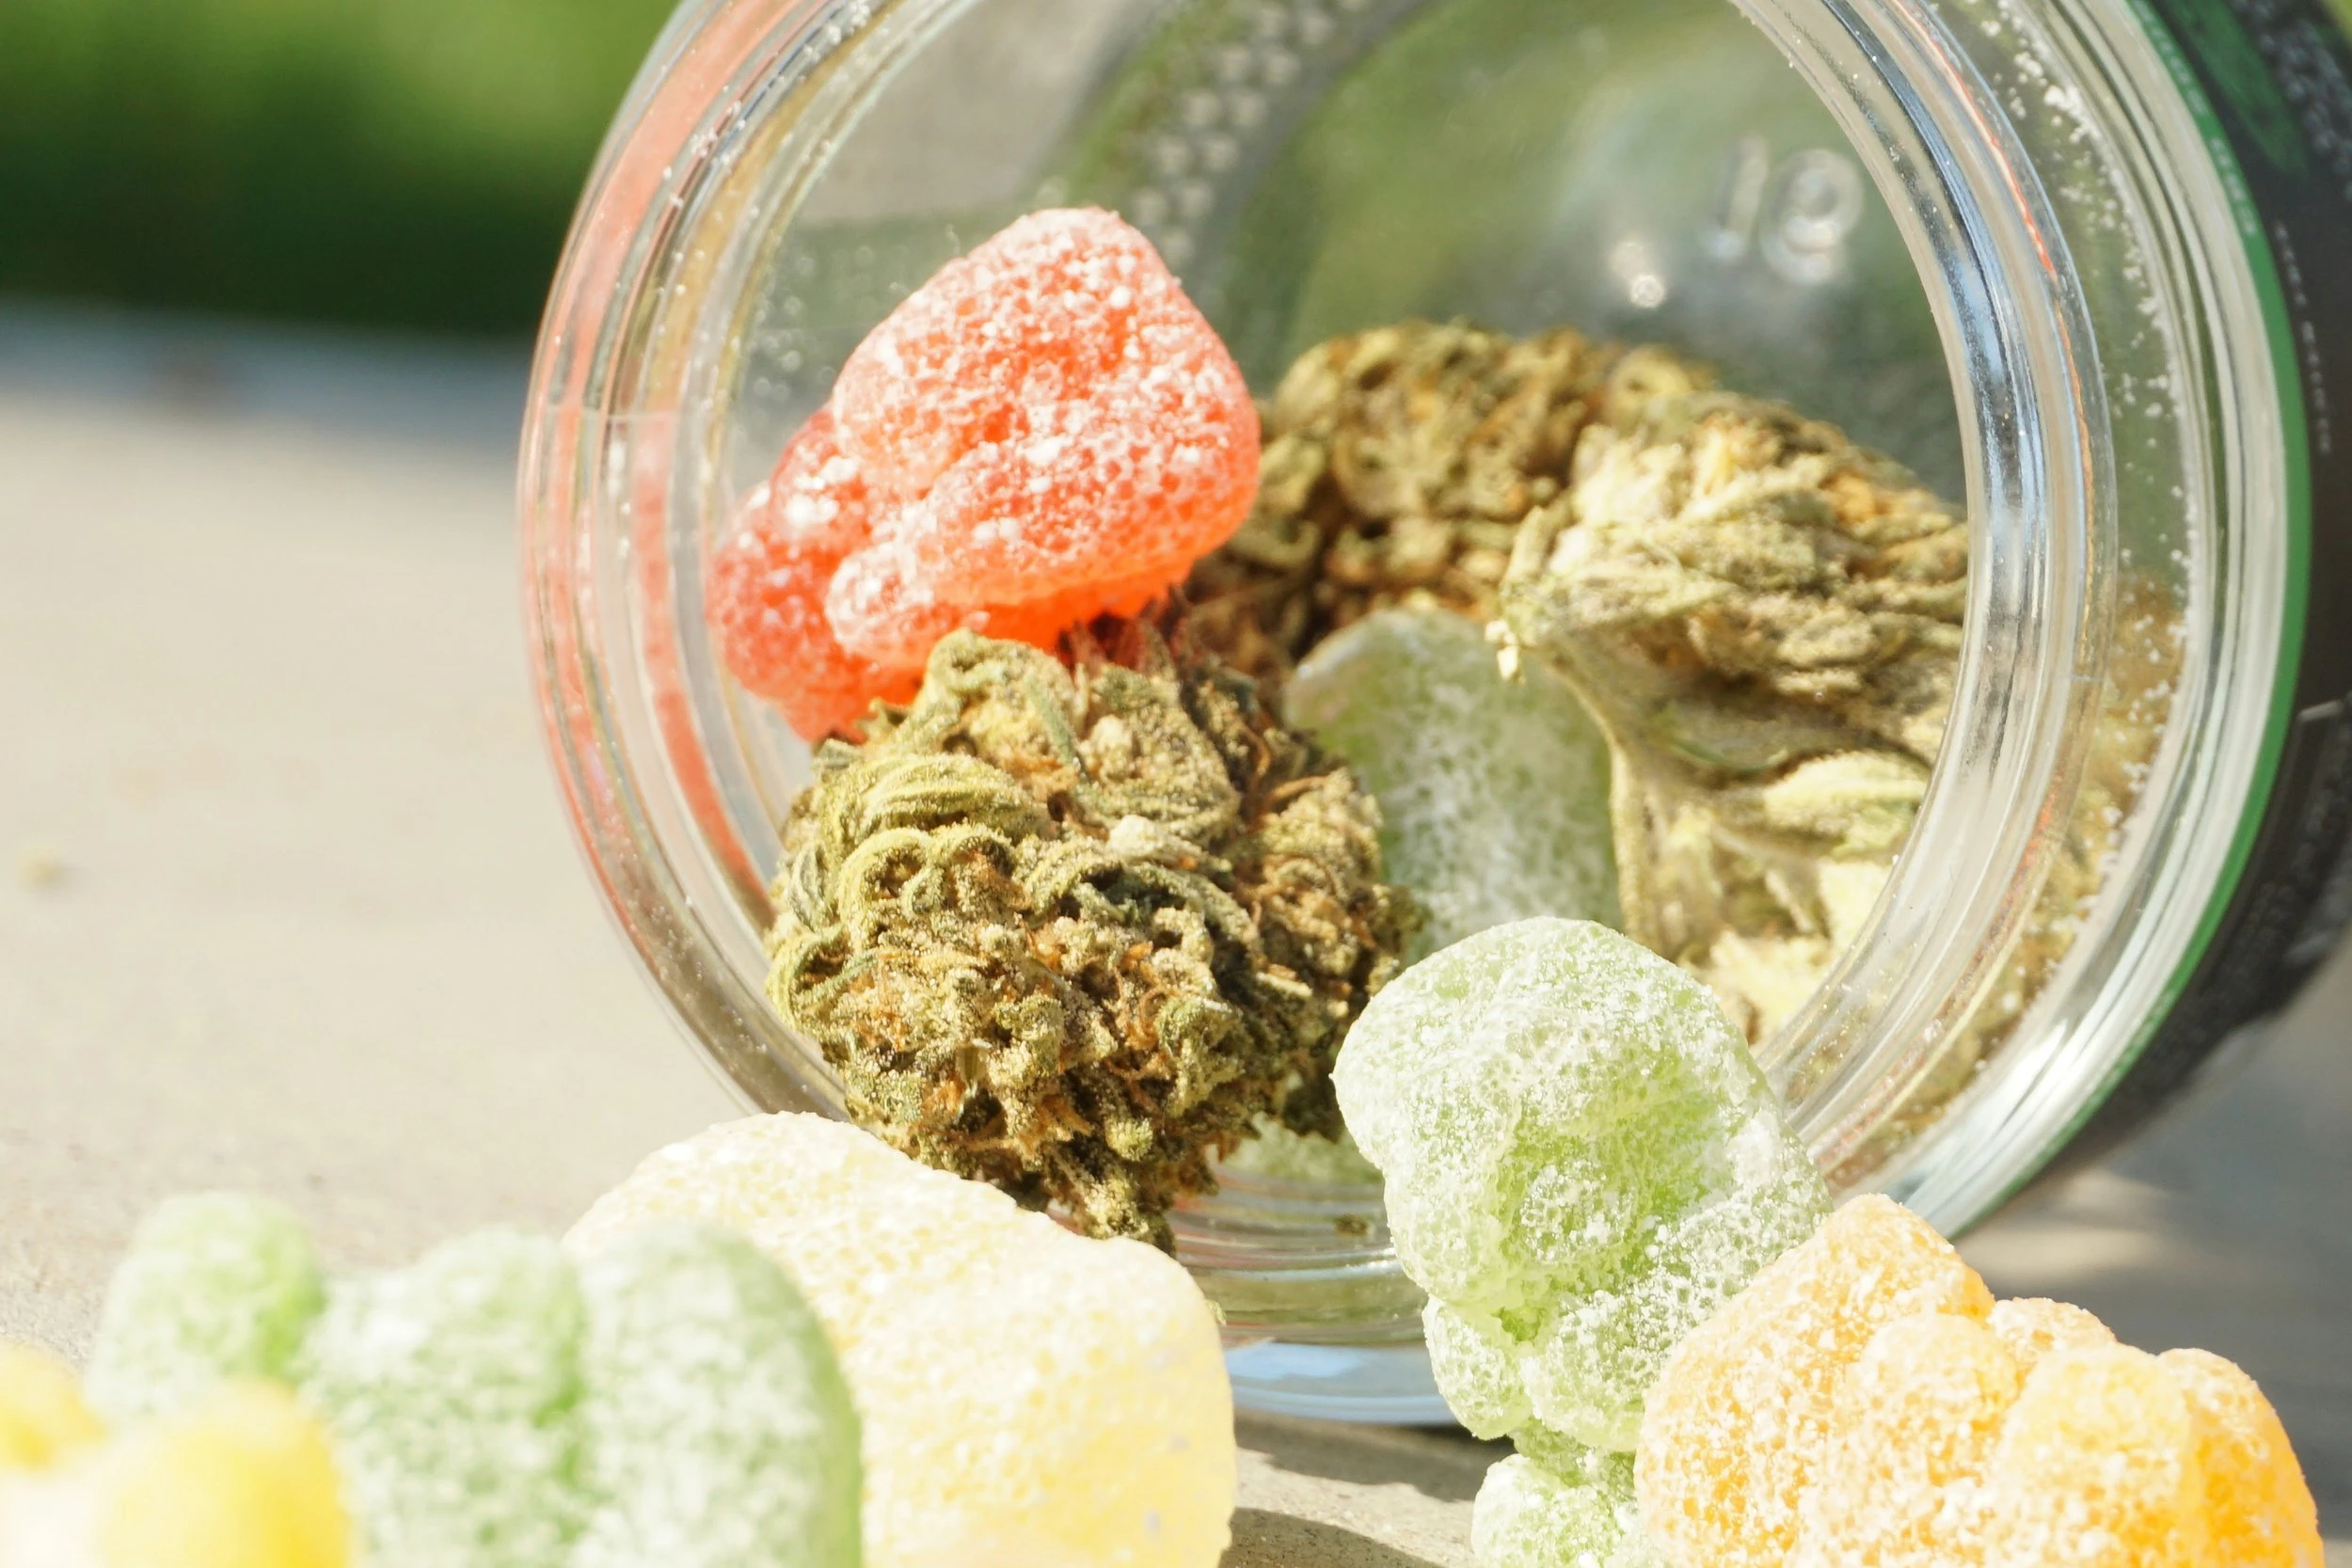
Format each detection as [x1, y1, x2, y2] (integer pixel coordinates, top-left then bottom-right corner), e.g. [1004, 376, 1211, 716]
[1473, 1448, 1663, 1568]
[1332, 917, 1829, 1450]
[575, 1225, 861, 1568]
[1285, 609, 1617, 959]
[85, 1193, 325, 1424]
[298, 1228, 586, 1568]
[1218, 1117, 1382, 1185]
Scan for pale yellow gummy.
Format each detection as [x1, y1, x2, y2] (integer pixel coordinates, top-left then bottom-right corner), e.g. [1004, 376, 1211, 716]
[568, 1113, 1235, 1568]
[0, 1345, 104, 1471]
[98, 1383, 351, 1568]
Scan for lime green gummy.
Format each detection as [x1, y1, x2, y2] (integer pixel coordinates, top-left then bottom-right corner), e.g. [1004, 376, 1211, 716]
[1473, 1442, 1663, 1568]
[297, 1229, 588, 1568]
[85, 1193, 326, 1424]
[1285, 609, 1617, 960]
[88, 1198, 866, 1568]
[576, 1225, 861, 1568]
[1331, 917, 1829, 1452]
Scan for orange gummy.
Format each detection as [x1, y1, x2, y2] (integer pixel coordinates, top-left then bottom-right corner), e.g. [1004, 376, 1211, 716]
[2158, 1348, 2324, 1568]
[1793, 1312, 2024, 1568]
[1979, 1346, 2208, 1567]
[706, 410, 923, 740]
[1986, 1296, 2116, 1376]
[1635, 1196, 1993, 1568]
[824, 208, 1259, 670]
[1638, 1202, 2320, 1568]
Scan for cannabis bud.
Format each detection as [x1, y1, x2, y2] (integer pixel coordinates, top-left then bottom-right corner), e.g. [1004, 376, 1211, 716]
[1498, 391, 1968, 1039]
[766, 621, 1413, 1246]
[1187, 321, 1708, 684]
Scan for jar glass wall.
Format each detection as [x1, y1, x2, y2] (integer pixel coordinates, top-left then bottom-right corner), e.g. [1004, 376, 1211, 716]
[522, 0, 2328, 1420]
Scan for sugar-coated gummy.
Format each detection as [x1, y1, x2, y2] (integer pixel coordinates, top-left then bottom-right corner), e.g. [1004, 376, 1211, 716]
[1790, 1312, 2023, 1567]
[1985, 1295, 2114, 1375]
[0, 1344, 104, 1471]
[85, 1194, 326, 1426]
[568, 1113, 1235, 1568]
[574, 1224, 861, 1568]
[2154, 1349, 2322, 1568]
[1284, 610, 1618, 958]
[1638, 1201, 2321, 1568]
[296, 1229, 584, 1568]
[1635, 1195, 1992, 1568]
[707, 211, 1258, 736]
[1330, 917, 1830, 1451]
[1978, 1346, 2208, 1567]
[1423, 1298, 1537, 1438]
[1474, 1452, 1659, 1568]
[821, 208, 1259, 671]
[1475, 1437, 1667, 1568]
[98, 1383, 351, 1568]
[707, 410, 924, 741]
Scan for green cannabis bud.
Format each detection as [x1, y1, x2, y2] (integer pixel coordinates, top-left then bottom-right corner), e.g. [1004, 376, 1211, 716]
[766, 620, 1413, 1247]
[1187, 321, 1710, 684]
[1498, 390, 1968, 1040]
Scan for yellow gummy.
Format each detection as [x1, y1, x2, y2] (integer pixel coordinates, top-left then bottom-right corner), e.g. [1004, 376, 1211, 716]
[98, 1383, 351, 1568]
[569, 1113, 1234, 1568]
[1792, 1312, 2023, 1568]
[1636, 1196, 1992, 1568]
[0, 1344, 104, 1470]
[1985, 1297, 2114, 1376]
[1979, 1346, 2206, 1568]
[2157, 1348, 2323, 1568]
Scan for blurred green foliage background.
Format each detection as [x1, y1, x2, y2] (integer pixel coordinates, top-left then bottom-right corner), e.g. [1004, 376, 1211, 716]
[0, 0, 678, 335]
[8, 0, 2350, 340]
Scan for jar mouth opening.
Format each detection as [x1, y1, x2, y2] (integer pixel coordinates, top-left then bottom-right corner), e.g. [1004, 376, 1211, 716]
[521, 0, 2290, 1371]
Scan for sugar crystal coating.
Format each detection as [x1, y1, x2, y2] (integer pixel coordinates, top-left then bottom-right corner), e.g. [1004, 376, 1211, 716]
[1474, 1449, 1664, 1568]
[86, 1194, 326, 1426]
[296, 1229, 584, 1568]
[1978, 1346, 2207, 1567]
[1986, 1295, 2114, 1375]
[1331, 917, 1830, 1452]
[1790, 1311, 2022, 1567]
[573, 1224, 860, 1568]
[1284, 609, 1618, 958]
[1635, 1195, 1991, 1568]
[0, 1345, 103, 1471]
[1425, 1298, 1535, 1438]
[2154, 1349, 2322, 1568]
[568, 1113, 1234, 1568]
[1642, 1241, 2322, 1568]
[823, 208, 1258, 671]
[98, 1383, 351, 1568]
[707, 410, 923, 740]
[707, 211, 1259, 736]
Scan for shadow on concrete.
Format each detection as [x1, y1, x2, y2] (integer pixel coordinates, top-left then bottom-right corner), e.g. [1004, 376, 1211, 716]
[1240, 1414, 1503, 1504]
[1223, 1508, 1451, 1568]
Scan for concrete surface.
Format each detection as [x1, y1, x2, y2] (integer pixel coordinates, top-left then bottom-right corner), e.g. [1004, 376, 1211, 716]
[1, 305, 2344, 1564]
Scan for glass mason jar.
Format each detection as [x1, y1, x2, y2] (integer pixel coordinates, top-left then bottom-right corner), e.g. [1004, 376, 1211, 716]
[520, 0, 2352, 1421]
